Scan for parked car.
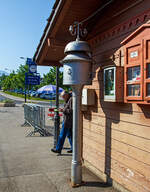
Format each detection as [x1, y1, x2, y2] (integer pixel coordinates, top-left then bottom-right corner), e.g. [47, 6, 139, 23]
[40, 93, 56, 100]
[30, 91, 37, 97]
[15, 89, 23, 94]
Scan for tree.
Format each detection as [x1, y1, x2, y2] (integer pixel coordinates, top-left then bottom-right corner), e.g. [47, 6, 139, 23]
[40, 67, 71, 91]
[0, 74, 7, 89]
[2, 65, 28, 91]
[1, 65, 71, 92]
[16, 64, 28, 90]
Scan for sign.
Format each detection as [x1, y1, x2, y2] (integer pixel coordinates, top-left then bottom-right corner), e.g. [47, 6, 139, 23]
[26, 58, 37, 73]
[130, 51, 138, 58]
[29, 64, 37, 73]
[25, 73, 40, 85]
[26, 58, 33, 65]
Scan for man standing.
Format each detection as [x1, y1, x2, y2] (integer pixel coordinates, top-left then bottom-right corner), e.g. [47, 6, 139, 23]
[51, 91, 72, 154]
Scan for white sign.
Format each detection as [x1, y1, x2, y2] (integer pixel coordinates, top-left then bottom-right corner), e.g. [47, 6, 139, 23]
[130, 51, 138, 58]
[29, 65, 37, 73]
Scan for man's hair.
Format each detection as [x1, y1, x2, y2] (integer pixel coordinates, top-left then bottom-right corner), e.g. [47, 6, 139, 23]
[60, 90, 69, 97]
[60, 90, 72, 98]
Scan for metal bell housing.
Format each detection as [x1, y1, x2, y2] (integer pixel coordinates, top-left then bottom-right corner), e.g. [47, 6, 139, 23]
[61, 40, 92, 85]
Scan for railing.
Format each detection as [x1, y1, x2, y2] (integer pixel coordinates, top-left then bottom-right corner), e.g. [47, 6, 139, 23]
[23, 103, 51, 136]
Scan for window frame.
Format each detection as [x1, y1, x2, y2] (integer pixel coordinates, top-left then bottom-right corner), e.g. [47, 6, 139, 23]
[104, 66, 116, 101]
[124, 40, 143, 102]
[144, 36, 150, 101]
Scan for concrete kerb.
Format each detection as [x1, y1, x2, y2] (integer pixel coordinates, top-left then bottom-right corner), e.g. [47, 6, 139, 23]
[0, 103, 16, 107]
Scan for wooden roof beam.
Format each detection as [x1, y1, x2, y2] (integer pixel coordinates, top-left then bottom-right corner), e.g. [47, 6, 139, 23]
[47, 38, 65, 48]
[39, 59, 63, 67]
[37, 38, 65, 66]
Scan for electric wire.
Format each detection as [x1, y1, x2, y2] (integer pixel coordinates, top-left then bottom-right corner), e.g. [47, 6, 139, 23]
[78, 0, 114, 25]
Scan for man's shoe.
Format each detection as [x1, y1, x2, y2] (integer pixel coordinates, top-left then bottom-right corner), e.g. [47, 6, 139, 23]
[67, 150, 72, 153]
[51, 148, 61, 154]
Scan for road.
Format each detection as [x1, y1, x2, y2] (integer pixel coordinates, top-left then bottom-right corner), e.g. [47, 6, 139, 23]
[0, 94, 7, 102]
[0, 94, 24, 105]
[0, 91, 59, 107]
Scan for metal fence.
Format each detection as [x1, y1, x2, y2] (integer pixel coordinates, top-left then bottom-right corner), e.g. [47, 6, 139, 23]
[23, 103, 51, 136]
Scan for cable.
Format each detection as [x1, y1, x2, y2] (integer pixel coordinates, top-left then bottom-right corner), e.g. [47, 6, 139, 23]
[79, 0, 114, 25]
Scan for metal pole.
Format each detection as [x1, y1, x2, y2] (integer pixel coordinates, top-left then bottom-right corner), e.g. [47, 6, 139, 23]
[28, 84, 29, 99]
[25, 72, 27, 103]
[25, 84, 27, 103]
[54, 66, 60, 148]
[71, 85, 83, 186]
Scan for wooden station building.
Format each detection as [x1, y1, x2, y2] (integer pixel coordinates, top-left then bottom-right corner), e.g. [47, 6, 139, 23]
[34, 0, 150, 192]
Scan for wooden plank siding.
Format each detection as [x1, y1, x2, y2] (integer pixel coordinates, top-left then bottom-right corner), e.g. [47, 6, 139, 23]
[82, 2, 150, 192]
[83, 146, 150, 192]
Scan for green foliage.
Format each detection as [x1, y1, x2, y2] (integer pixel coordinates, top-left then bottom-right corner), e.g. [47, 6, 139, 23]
[16, 64, 28, 89]
[0, 65, 70, 91]
[1, 99, 15, 104]
[0, 74, 7, 89]
[2, 71, 16, 90]
[39, 67, 71, 91]
[1, 65, 28, 91]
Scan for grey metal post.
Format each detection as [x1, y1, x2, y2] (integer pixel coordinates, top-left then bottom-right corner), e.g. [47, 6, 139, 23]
[71, 85, 83, 186]
[61, 23, 92, 186]
[54, 66, 60, 148]
[25, 84, 27, 103]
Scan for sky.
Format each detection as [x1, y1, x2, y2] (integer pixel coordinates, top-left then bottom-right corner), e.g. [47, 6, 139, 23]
[0, 0, 55, 76]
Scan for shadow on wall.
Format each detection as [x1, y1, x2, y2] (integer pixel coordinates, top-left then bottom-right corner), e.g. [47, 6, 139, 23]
[81, 13, 150, 187]
[83, 54, 133, 185]
[138, 104, 150, 118]
[97, 67, 133, 184]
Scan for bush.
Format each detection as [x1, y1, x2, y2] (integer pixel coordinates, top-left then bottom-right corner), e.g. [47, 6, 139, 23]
[2, 99, 15, 104]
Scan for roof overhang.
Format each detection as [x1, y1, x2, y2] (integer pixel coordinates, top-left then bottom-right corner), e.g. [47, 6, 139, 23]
[33, 0, 119, 67]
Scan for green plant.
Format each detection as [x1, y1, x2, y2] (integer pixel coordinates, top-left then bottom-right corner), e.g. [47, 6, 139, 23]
[1, 99, 15, 104]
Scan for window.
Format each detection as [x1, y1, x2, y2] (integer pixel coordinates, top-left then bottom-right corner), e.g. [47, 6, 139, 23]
[146, 83, 150, 96]
[146, 63, 150, 78]
[124, 43, 143, 101]
[104, 66, 124, 102]
[127, 66, 140, 82]
[104, 67, 115, 96]
[128, 84, 140, 96]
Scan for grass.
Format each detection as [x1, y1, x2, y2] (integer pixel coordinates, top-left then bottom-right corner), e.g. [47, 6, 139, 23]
[5, 91, 25, 99]
[4, 91, 65, 104]
[1, 99, 15, 104]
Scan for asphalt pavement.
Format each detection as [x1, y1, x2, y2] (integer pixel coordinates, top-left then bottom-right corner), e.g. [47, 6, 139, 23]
[0, 91, 119, 192]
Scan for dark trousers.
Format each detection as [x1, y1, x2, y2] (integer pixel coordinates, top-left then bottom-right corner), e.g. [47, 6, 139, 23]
[56, 121, 72, 152]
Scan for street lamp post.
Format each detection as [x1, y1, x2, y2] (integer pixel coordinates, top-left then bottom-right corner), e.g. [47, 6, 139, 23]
[24, 81, 27, 103]
[54, 66, 60, 148]
[20, 57, 27, 103]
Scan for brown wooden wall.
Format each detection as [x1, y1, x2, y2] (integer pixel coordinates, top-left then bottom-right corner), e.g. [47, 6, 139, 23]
[82, 1, 150, 192]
